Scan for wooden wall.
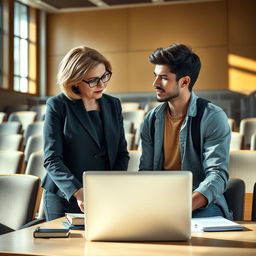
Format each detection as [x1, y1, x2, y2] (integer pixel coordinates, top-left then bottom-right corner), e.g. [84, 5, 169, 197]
[46, 0, 256, 96]
[228, 0, 256, 93]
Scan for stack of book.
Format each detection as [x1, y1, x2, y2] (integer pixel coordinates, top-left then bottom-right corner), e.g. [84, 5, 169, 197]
[63, 213, 85, 229]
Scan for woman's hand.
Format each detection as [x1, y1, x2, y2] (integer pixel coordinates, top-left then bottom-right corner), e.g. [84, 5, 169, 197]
[73, 188, 84, 213]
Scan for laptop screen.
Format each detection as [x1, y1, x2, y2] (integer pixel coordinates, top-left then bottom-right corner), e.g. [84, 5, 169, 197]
[83, 171, 192, 241]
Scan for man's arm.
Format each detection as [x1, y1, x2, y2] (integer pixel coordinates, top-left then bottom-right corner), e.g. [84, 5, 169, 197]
[192, 192, 208, 211]
[194, 108, 231, 206]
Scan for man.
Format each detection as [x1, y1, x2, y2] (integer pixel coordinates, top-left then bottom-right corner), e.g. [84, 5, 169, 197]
[139, 43, 232, 219]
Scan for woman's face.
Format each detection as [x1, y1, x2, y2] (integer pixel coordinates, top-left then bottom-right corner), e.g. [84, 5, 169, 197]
[78, 63, 109, 100]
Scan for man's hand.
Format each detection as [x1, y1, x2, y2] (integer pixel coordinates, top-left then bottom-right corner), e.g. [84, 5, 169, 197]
[192, 191, 208, 211]
[73, 188, 84, 213]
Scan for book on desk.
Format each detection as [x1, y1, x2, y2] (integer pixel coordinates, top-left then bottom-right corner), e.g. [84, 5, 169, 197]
[65, 213, 85, 226]
[33, 227, 70, 238]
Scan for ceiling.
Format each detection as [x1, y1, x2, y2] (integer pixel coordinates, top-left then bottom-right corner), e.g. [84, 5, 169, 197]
[24, 0, 216, 13]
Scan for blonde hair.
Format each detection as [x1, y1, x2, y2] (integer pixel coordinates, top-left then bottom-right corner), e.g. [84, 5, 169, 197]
[57, 46, 112, 100]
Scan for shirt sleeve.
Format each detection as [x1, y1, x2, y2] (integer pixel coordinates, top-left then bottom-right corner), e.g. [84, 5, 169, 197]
[194, 108, 231, 206]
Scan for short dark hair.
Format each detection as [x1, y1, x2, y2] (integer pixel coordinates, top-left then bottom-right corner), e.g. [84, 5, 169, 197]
[149, 43, 201, 91]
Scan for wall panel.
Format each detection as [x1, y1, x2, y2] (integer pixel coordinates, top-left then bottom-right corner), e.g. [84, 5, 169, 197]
[128, 1, 227, 51]
[47, 9, 128, 56]
[103, 52, 129, 93]
[228, 0, 256, 92]
[47, 1, 230, 95]
[195, 47, 228, 90]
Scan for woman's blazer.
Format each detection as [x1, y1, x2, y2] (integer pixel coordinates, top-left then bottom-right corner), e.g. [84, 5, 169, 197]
[42, 93, 129, 201]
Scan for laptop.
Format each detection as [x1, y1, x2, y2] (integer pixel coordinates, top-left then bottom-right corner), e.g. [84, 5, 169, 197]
[83, 171, 192, 242]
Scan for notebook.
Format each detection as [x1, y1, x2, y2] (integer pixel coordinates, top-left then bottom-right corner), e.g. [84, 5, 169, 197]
[83, 171, 192, 241]
[191, 216, 243, 232]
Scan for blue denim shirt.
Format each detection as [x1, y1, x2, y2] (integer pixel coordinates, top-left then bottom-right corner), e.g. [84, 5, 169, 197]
[139, 92, 233, 219]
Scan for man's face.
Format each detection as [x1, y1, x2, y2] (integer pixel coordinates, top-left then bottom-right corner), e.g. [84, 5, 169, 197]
[153, 64, 182, 102]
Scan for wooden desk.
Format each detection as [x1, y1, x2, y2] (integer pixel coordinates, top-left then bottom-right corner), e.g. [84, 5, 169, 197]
[0, 218, 256, 256]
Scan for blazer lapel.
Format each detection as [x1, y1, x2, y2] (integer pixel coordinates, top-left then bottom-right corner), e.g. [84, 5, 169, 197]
[69, 99, 100, 148]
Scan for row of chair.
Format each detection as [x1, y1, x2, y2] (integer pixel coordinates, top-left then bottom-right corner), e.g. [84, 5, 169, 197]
[122, 107, 256, 149]
[1, 105, 256, 149]
[0, 147, 45, 175]
[121, 102, 255, 137]
[0, 133, 43, 163]
[229, 118, 256, 149]
[1, 104, 46, 120]
[0, 148, 255, 236]
[230, 131, 256, 150]
[0, 120, 43, 142]
[0, 150, 46, 235]
[121, 101, 160, 113]
[0, 111, 37, 131]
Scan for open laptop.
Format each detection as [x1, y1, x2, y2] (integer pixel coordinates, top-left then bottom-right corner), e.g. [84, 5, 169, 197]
[83, 171, 192, 242]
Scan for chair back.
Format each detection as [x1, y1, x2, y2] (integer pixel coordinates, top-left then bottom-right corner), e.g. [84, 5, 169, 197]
[25, 151, 46, 220]
[125, 133, 135, 150]
[228, 118, 236, 131]
[127, 150, 141, 172]
[0, 122, 22, 135]
[0, 174, 40, 234]
[250, 132, 256, 150]
[4, 105, 29, 116]
[122, 110, 145, 131]
[25, 152, 46, 219]
[23, 121, 44, 146]
[0, 134, 23, 151]
[239, 118, 256, 148]
[224, 178, 245, 221]
[144, 101, 161, 113]
[8, 111, 37, 131]
[252, 182, 256, 221]
[121, 102, 140, 111]
[229, 150, 256, 193]
[0, 112, 7, 123]
[24, 134, 44, 162]
[30, 104, 46, 121]
[25, 151, 45, 180]
[123, 120, 134, 133]
[0, 150, 24, 174]
[123, 110, 145, 148]
[230, 132, 243, 150]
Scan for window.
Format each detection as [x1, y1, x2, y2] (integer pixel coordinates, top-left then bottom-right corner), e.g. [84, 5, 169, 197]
[0, 0, 3, 88]
[13, 1, 37, 94]
[14, 1, 29, 92]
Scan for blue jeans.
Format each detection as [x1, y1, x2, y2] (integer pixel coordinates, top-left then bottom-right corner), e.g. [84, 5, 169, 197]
[43, 190, 82, 221]
[192, 203, 224, 218]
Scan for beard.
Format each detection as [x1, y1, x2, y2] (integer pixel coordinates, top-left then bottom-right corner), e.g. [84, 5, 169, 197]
[155, 87, 180, 102]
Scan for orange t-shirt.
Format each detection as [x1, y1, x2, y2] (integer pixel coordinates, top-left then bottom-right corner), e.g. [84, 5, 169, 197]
[163, 109, 185, 170]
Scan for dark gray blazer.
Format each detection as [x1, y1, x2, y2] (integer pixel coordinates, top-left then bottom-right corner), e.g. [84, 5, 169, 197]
[42, 93, 129, 201]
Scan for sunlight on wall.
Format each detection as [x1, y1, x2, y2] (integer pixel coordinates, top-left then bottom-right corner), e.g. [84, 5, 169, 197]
[228, 54, 256, 94]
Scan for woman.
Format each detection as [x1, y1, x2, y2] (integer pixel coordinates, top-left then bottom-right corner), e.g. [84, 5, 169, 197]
[42, 46, 129, 220]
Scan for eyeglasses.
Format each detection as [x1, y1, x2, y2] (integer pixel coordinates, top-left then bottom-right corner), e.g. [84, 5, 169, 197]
[82, 71, 112, 88]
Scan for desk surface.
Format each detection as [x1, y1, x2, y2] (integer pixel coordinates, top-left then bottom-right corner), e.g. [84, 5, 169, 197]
[0, 218, 256, 256]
